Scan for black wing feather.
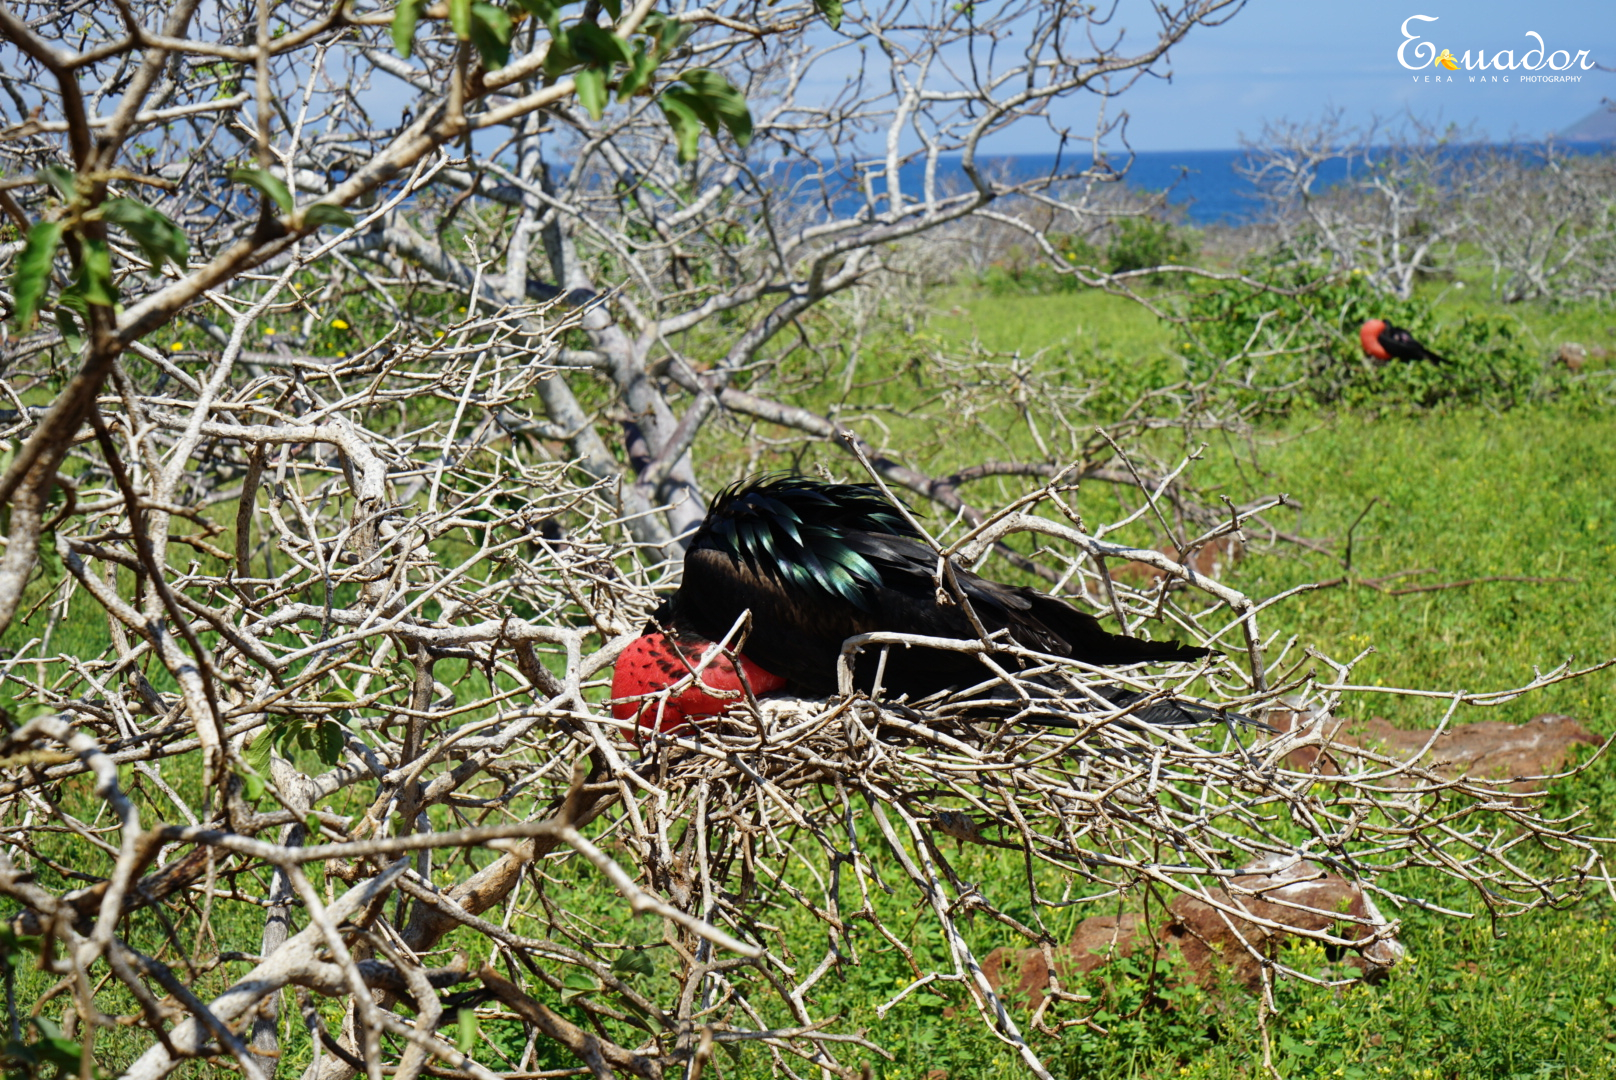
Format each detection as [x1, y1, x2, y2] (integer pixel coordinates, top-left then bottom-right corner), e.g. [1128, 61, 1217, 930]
[672, 476, 1209, 698]
[1379, 324, 1448, 364]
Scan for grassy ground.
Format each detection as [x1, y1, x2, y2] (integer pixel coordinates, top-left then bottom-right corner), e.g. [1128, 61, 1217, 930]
[922, 280, 1616, 726]
[930, 287, 1172, 358]
[844, 283, 1616, 1079]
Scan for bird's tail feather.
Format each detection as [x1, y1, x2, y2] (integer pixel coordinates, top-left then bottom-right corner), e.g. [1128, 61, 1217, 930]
[1086, 685, 1270, 731]
[1022, 594, 1212, 667]
[936, 680, 1269, 733]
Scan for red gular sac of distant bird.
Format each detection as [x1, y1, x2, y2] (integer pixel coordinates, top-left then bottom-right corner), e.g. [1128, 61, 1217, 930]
[609, 630, 786, 744]
[610, 476, 1258, 745]
[1359, 319, 1448, 365]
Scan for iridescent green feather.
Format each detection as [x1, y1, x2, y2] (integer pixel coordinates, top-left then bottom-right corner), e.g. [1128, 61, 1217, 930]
[696, 476, 923, 612]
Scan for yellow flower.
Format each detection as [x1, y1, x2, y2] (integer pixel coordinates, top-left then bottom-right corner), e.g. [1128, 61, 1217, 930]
[170, 342, 184, 352]
[457, 305, 467, 313]
[336, 350, 347, 358]
[263, 326, 276, 335]
[331, 318, 349, 330]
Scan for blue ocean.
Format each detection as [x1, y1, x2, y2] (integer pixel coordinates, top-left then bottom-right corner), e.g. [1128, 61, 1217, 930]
[859, 149, 1313, 226]
[865, 143, 1609, 226]
[972, 150, 1261, 225]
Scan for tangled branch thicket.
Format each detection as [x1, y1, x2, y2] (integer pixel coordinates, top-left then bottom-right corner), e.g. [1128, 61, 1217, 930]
[0, 301, 1612, 1080]
[1239, 110, 1616, 303]
[1, 0, 1615, 1078]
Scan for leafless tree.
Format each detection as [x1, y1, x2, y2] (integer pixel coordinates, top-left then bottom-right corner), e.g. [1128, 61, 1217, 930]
[1237, 111, 1471, 299]
[1238, 112, 1616, 306]
[1, 2, 1614, 1079]
[1465, 142, 1616, 303]
[0, 0, 1259, 576]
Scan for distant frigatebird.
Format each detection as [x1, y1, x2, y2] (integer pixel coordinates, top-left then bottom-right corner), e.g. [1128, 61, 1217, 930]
[1359, 319, 1447, 364]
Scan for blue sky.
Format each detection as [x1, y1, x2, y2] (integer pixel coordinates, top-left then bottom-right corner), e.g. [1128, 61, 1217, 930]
[1036, 0, 1616, 152]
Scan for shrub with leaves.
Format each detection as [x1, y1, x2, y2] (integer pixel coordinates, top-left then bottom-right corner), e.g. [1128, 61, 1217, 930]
[1178, 264, 1560, 411]
[1105, 215, 1198, 279]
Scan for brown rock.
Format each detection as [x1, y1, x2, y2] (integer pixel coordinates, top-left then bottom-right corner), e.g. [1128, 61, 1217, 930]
[1272, 708, 1600, 792]
[982, 859, 1401, 1009]
[980, 914, 1147, 1011]
[1116, 534, 1244, 587]
[1161, 856, 1402, 991]
[1353, 713, 1598, 788]
[1264, 702, 1330, 773]
[1557, 342, 1587, 372]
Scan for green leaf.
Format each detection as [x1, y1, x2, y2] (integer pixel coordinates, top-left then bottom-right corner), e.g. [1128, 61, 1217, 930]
[469, 2, 512, 69]
[392, 0, 424, 57]
[270, 717, 302, 759]
[599, 0, 621, 20]
[11, 220, 63, 333]
[238, 767, 265, 802]
[303, 203, 355, 230]
[55, 284, 87, 317]
[539, 43, 572, 79]
[511, 0, 564, 34]
[643, 12, 691, 54]
[659, 94, 704, 163]
[228, 167, 294, 214]
[322, 688, 357, 725]
[560, 970, 600, 1004]
[678, 69, 752, 147]
[575, 66, 607, 120]
[543, 33, 577, 77]
[36, 166, 77, 202]
[617, 42, 658, 100]
[28, 1018, 87, 1072]
[54, 308, 82, 353]
[100, 196, 189, 272]
[244, 730, 273, 775]
[315, 719, 346, 766]
[568, 22, 632, 66]
[72, 237, 117, 308]
[455, 1008, 478, 1054]
[40, 1035, 86, 1071]
[814, 0, 843, 29]
[667, 86, 720, 137]
[449, 0, 472, 38]
[610, 949, 654, 978]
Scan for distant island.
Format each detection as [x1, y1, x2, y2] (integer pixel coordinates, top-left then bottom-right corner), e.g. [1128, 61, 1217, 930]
[1558, 101, 1616, 142]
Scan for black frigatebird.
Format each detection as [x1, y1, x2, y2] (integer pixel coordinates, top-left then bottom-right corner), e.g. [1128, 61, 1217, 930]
[1359, 319, 1447, 364]
[612, 477, 1246, 737]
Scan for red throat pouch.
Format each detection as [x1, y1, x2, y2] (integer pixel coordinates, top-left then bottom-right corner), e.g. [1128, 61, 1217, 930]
[610, 633, 787, 743]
